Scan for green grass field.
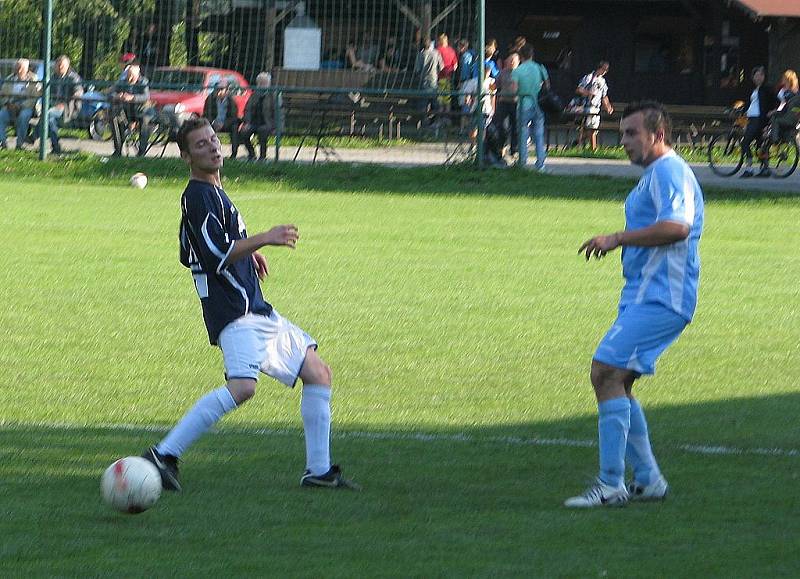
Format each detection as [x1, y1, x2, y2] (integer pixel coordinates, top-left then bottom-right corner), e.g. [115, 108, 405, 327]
[1, 157, 798, 576]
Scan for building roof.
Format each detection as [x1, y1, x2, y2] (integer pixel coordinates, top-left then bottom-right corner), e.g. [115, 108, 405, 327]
[732, 0, 800, 18]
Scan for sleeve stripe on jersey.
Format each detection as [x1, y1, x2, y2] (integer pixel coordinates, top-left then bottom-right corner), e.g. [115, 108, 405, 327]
[201, 213, 228, 261]
[682, 168, 696, 225]
[217, 240, 236, 275]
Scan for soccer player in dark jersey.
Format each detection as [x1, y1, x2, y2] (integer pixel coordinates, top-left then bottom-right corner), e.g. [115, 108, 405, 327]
[142, 116, 358, 491]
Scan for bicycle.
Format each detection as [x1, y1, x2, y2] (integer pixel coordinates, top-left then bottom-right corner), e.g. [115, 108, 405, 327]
[708, 101, 799, 178]
[113, 107, 173, 157]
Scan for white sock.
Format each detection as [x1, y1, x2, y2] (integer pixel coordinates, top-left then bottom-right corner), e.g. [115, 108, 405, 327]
[157, 386, 237, 458]
[301, 384, 332, 476]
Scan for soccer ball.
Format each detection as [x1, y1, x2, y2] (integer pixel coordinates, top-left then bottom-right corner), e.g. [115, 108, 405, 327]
[101, 456, 162, 514]
[129, 172, 148, 189]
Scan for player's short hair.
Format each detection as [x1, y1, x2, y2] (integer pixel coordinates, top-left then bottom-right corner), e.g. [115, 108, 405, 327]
[176, 116, 212, 154]
[622, 100, 673, 145]
[752, 65, 766, 77]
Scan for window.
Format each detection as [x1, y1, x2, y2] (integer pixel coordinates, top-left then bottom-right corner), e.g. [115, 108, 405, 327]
[633, 18, 697, 74]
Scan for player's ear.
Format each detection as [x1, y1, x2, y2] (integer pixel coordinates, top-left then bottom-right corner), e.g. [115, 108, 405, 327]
[180, 149, 191, 165]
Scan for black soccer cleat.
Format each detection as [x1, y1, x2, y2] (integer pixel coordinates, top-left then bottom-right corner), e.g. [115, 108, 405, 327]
[142, 446, 182, 492]
[300, 464, 361, 491]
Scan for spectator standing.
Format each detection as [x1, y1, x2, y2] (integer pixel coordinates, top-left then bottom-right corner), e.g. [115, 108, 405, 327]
[239, 72, 275, 162]
[436, 34, 458, 111]
[484, 43, 500, 79]
[740, 65, 777, 178]
[511, 44, 548, 171]
[110, 60, 152, 157]
[493, 52, 520, 158]
[485, 38, 502, 77]
[576, 61, 613, 150]
[415, 37, 444, 120]
[0, 58, 41, 150]
[47, 55, 84, 155]
[203, 81, 242, 160]
[457, 39, 479, 116]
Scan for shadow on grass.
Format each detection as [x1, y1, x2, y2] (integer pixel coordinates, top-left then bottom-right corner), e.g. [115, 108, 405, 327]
[1, 394, 798, 576]
[1, 150, 797, 203]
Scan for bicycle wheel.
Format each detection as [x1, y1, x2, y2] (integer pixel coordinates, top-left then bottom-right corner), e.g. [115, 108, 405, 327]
[767, 139, 799, 178]
[89, 109, 112, 141]
[123, 122, 143, 157]
[146, 123, 169, 157]
[708, 132, 744, 177]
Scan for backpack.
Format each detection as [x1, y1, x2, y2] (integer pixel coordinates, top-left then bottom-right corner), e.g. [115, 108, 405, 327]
[536, 63, 563, 115]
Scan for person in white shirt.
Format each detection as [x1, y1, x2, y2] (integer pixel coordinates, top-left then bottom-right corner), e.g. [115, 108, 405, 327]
[575, 61, 613, 151]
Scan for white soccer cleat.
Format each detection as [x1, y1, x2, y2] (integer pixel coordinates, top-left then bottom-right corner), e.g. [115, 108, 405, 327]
[627, 475, 669, 502]
[564, 478, 629, 508]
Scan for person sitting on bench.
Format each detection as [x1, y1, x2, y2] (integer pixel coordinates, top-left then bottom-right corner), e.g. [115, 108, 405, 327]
[203, 80, 241, 160]
[239, 72, 275, 162]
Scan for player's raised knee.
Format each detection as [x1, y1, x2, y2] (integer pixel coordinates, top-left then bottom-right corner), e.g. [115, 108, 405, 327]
[226, 378, 257, 404]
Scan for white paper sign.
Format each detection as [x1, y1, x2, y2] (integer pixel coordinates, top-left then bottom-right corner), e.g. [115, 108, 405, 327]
[284, 28, 321, 70]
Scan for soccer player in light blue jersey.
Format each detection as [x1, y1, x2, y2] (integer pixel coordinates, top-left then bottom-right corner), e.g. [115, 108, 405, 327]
[566, 101, 704, 508]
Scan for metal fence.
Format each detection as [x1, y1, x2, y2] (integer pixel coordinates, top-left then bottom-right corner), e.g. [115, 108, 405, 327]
[0, 0, 490, 165]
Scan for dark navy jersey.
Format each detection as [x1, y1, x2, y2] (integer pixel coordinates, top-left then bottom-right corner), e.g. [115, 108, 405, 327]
[179, 179, 272, 344]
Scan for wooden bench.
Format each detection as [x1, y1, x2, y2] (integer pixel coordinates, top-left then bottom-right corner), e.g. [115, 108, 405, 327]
[542, 103, 729, 150]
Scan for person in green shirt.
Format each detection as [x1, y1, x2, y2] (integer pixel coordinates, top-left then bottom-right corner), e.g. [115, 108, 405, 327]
[510, 44, 549, 171]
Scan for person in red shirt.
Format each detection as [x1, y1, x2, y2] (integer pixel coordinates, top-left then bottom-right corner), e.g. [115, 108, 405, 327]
[437, 33, 458, 111]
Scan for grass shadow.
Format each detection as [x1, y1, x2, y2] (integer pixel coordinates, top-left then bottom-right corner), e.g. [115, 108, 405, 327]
[1, 393, 798, 576]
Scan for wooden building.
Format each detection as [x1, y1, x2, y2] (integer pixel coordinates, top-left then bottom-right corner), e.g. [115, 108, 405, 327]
[180, 0, 798, 105]
[488, 0, 800, 106]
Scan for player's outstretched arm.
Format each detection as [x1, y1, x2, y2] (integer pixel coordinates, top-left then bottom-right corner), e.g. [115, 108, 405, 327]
[224, 224, 299, 267]
[579, 220, 689, 261]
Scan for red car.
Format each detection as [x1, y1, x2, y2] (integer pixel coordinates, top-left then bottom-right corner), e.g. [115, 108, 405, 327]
[148, 66, 251, 120]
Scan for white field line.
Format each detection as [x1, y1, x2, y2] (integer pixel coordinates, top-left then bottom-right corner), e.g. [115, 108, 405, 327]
[1, 420, 798, 458]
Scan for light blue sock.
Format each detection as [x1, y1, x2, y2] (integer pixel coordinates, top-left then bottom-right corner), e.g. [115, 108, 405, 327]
[626, 398, 662, 485]
[157, 386, 237, 458]
[597, 397, 631, 488]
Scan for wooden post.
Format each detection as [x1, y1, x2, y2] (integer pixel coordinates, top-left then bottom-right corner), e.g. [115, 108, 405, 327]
[185, 0, 201, 66]
[264, 6, 276, 72]
[422, 2, 432, 41]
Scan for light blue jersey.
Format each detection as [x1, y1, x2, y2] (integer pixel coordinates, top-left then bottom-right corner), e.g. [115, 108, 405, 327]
[619, 150, 704, 321]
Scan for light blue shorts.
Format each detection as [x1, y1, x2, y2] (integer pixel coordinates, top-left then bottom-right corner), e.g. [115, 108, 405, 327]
[218, 310, 317, 387]
[593, 302, 688, 376]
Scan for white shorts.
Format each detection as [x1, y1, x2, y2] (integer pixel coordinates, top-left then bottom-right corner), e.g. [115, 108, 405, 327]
[218, 310, 317, 387]
[583, 114, 601, 130]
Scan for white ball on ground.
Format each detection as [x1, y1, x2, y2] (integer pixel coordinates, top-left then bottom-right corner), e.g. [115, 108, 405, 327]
[100, 456, 162, 514]
[129, 172, 148, 189]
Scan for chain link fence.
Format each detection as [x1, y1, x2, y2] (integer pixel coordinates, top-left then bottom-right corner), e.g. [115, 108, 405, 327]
[0, 0, 492, 165]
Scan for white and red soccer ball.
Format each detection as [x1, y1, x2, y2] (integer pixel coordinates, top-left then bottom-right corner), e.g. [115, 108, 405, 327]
[100, 456, 162, 514]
